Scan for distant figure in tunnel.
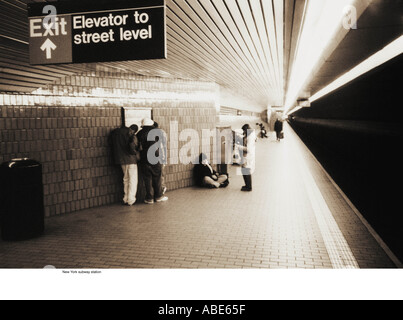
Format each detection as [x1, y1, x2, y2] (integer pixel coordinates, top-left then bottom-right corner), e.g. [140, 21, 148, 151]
[110, 124, 140, 206]
[257, 123, 269, 139]
[194, 153, 229, 189]
[274, 119, 284, 142]
[237, 124, 256, 192]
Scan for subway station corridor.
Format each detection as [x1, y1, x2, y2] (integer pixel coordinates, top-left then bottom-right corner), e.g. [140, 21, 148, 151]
[0, 0, 403, 304]
[0, 124, 398, 269]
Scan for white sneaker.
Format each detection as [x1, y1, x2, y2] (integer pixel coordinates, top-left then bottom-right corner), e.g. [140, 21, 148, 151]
[156, 196, 169, 203]
[144, 199, 155, 205]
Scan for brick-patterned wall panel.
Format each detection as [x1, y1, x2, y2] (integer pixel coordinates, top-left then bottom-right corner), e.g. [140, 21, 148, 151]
[0, 74, 219, 217]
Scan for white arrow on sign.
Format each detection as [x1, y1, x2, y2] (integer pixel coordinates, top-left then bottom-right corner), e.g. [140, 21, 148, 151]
[40, 38, 57, 59]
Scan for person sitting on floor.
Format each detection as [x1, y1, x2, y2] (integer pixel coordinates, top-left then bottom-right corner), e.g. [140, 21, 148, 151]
[194, 153, 229, 189]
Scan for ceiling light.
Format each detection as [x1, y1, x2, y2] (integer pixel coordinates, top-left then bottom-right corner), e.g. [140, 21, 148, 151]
[310, 35, 403, 103]
[284, 0, 356, 114]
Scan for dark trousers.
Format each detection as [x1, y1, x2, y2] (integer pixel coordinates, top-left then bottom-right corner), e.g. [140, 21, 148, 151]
[141, 163, 163, 201]
[242, 167, 252, 189]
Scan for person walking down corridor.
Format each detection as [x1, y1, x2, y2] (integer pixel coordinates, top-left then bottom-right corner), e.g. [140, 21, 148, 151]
[137, 118, 168, 205]
[237, 124, 256, 192]
[274, 119, 284, 142]
[110, 124, 140, 206]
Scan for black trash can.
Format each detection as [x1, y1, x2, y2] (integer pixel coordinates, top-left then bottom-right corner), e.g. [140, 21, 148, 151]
[0, 159, 45, 241]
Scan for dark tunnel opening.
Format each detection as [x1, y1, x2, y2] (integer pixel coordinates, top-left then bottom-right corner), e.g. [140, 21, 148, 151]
[289, 54, 403, 263]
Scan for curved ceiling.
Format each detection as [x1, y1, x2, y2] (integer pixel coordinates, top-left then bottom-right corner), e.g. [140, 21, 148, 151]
[0, 0, 402, 112]
[0, 0, 287, 110]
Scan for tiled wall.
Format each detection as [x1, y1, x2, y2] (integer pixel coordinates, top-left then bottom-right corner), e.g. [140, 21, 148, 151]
[0, 104, 121, 216]
[0, 73, 218, 217]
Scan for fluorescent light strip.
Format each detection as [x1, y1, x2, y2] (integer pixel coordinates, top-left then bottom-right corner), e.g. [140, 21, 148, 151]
[284, 0, 356, 112]
[310, 35, 403, 103]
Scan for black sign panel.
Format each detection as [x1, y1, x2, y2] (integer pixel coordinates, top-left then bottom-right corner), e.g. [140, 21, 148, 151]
[28, 0, 166, 65]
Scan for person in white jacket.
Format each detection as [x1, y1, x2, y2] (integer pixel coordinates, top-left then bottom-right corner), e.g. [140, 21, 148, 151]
[237, 124, 256, 192]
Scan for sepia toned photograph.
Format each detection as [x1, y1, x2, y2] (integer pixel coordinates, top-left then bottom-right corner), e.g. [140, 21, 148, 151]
[0, 0, 402, 301]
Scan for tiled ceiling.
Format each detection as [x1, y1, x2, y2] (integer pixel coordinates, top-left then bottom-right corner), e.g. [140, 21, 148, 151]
[0, 0, 402, 112]
[0, 0, 288, 110]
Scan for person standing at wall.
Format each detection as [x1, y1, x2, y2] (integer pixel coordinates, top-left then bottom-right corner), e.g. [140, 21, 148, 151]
[237, 124, 256, 192]
[110, 125, 140, 206]
[137, 118, 169, 204]
[274, 118, 284, 142]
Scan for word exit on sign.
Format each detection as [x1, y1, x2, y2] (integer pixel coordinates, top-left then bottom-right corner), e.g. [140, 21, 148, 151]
[28, 0, 167, 65]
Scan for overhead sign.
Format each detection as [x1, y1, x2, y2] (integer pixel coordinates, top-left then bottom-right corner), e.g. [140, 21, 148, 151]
[28, 0, 166, 65]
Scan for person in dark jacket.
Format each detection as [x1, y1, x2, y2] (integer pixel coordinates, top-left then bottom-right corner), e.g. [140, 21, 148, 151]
[130, 124, 139, 135]
[274, 119, 284, 142]
[137, 118, 168, 204]
[110, 125, 139, 206]
[194, 153, 229, 189]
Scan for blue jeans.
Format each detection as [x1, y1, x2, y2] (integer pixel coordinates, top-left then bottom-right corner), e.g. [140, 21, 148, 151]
[141, 163, 163, 201]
